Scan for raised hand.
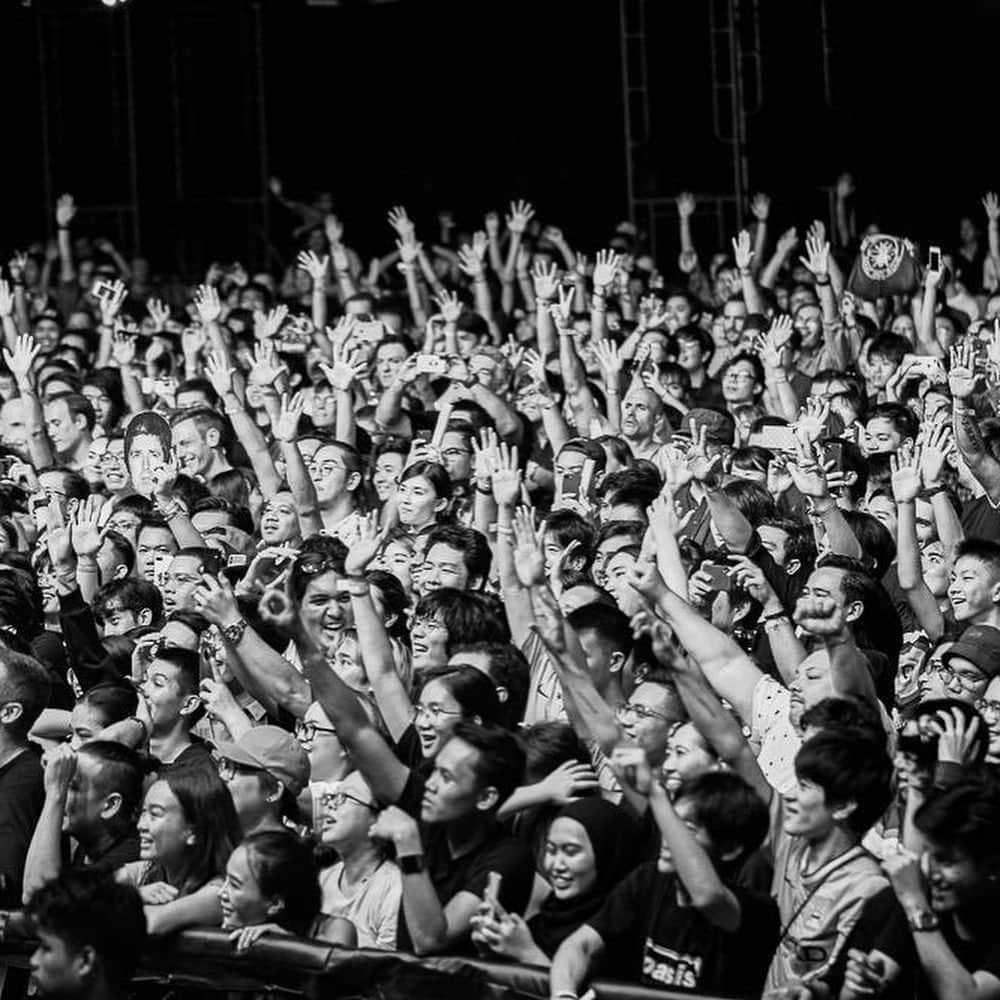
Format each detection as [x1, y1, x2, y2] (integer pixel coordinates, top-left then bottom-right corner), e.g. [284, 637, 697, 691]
[948, 342, 978, 400]
[776, 227, 799, 257]
[511, 506, 545, 587]
[319, 343, 366, 392]
[918, 419, 953, 487]
[591, 339, 623, 381]
[149, 451, 180, 502]
[592, 248, 621, 291]
[434, 289, 463, 324]
[296, 250, 329, 283]
[98, 280, 128, 327]
[750, 192, 771, 221]
[835, 173, 855, 199]
[193, 284, 222, 325]
[326, 314, 358, 352]
[505, 199, 535, 235]
[147, 298, 170, 332]
[110, 332, 137, 368]
[273, 391, 305, 443]
[396, 238, 421, 265]
[531, 259, 559, 301]
[249, 341, 286, 387]
[55, 193, 76, 228]
[786, 440, 831, 500]
[258, 304, 289, 340]
[984, 192, 1000, 223]
[7, 251, 27, 283]
[799, 226, 830, 279]
[386, 206, 415, 242]
[684, 421, 722, 484]
[795, 396, 830, 444]
[46, 501, 74, 572]
[793, 594, 849, 640]
[193, 573, 241, 629]
[3, 334, 41, 385]
[729, 555, 779, 608]
[0, 280, 13, 319]
[71, 495, 105, 559]
[324, 214, 345, 248]
[204, 352, 236, 398]
[343, 511, 385, 577]
[181, 324, 207, 359]
[549, 286, 575, 330]
[488, 439, 521, 508]
[541, 225, 565, 245]
[675, 191, 696, 219]
[732, 230, 754, 271]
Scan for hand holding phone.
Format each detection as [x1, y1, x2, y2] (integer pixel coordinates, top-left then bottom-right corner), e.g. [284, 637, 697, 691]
[700, 561, 733, 592]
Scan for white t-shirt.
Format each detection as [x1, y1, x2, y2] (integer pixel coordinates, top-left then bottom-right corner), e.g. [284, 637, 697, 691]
[319, 859, 402, 950]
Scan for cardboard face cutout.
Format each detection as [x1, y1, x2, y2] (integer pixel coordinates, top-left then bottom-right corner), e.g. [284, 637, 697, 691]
[125, 411, 172, 498]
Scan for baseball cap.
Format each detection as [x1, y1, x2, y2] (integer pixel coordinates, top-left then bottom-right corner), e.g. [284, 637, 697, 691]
[215, 726, 310, 796]
[941, 624, 1000, 679]
[684, 407, 735, 447]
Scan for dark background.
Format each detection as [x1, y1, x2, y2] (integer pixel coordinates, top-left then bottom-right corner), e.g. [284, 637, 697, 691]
[2, 0, 999, 277]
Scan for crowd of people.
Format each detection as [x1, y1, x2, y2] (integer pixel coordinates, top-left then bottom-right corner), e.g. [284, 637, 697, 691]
[0, 174, 998, 1000]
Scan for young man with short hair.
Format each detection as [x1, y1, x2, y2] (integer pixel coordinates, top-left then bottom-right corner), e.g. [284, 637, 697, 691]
[416, 524, 491, 596]
[25, 869, 147, 1000]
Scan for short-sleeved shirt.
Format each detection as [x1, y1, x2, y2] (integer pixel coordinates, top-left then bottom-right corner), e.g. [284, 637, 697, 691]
[521, 629, 567, 726]
[70, 830, 141, 873]
[393, 768, 534, 953]
[764, 796, 889, 992]
[320, 858, 402, 950]
[824, 884, 1000, 1000]
[587, 861, 779, 998]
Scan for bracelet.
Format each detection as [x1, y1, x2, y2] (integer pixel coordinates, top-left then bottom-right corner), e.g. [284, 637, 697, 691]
[606, 388, 620, 395]
[760, 610, 788, 623]
[398, 853, 426, 875]
[924, 485, 946, 498]
[475, 483, 493, 495]
[815, 276, 831, 286]
[224, 404, 243, 416]
[495, 525, 513, 537]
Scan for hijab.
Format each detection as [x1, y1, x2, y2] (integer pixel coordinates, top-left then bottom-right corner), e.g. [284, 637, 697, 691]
[528, 797, 638, 956]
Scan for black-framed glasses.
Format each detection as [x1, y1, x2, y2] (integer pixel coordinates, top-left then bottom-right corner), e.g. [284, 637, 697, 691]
[322, 791, 376, 811]
[216, 757, 262, 782]
[616, 702, 674, 724]
[295, 720, 338, 743]
[976, 698, 1000, 718]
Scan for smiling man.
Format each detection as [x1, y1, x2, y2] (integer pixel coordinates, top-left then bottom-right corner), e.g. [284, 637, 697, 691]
[169, 407, 232, 481]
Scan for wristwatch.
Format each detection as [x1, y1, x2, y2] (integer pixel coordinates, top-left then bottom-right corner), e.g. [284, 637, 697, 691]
[398, 853, 426, 875]
[907, 907, 939, 932]
[222, 618, 249, 645]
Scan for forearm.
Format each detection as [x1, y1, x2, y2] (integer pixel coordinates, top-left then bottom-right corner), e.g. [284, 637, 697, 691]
[469, 384, 519, 440]
[536, 305, 557, 357]
[762, 613, 808, 686]
[223, 396, 281, 493]
[704, 484, 753, 551]
[739, 270, 764, 314]
[549, 928, 603, 999]
[22, 796, 66, 902]
[352, 588, 412, 740]
[57, 226, 75, 282]
[472, 276, 494, 328]
[895, 502, 923, 590]
[817, 502, 864, 560]
[540, 401, 570, 455]
[759, 249, 790, 289]
[603, 387, 621, 434]
[911, 930, 983, 1000]
[156, 503, 207, 550]
[119, 366, 146, 416]
[226, 629, 312, 718]
[402, 267, 427, 328]
[335, 389, 357, 448]
[279, 440, 323, 535]
[311, 284, 328, 332]
[825, 632, 878, 706]
[375, 381, 406, 428]
[930, 492, 964, 554]
[20, 386, 54, 469]
[765, 368, 800, 422]
[1, 315, 18, 351]
[75, 556, 101, 605]
[144, 884, 223, 937]
[400, 870, 450, 955]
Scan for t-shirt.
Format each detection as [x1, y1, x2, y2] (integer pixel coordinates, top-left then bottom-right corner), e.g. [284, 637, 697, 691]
[764, 796, 889, 992]
[587, 861, 778, 998]
[319, 858, 402, 950]
[0, 747, 44, 908]
[151, 737, 215, 775]
[961, 493, 1000, 540]
[751, 674, 800, 795]
[70, 830, 141, 873]
[393, 767, 534, 953]
[521, 630, 567, 726]
[824, 885, 1000, 1000]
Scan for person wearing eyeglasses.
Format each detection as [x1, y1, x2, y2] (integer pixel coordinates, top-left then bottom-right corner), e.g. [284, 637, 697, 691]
[979, 674, 1000, 764]
[318, 771, 402, 949]
[214, 726, 310, 837]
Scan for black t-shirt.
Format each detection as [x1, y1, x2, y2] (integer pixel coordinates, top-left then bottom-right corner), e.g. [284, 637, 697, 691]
[152, 737, 215, 775]
[0, 746, 44, 908]
[690, 378, 726, 410]
[961, 495, 1000, 541]
[825, 885, 1000, 1000]
[393, 767, 534, 953]
[70, 830, 141, 873]
[587, 861, 778, 998]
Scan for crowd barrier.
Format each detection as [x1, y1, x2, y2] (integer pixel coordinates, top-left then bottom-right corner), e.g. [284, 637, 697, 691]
[0, 919, 731, 1000]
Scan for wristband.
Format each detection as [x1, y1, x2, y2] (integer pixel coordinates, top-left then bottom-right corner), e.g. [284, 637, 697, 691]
[815, 276, 831, 286]
[924, 485, 946, 498]
[224, 405, 243, 416]
[222, 618, 249, 645]
[760, 610, 788, 624]
[475, 483, 493, 495]
[398, 853, 426, 875]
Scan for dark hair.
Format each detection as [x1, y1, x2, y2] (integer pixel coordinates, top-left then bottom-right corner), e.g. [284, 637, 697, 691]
[867, 402, 919, 444]
[241, 830, 322, 936]
[154, 646, 203, 724]
[677, 771, 769, 862]
[868, 332, 909, 367]
[674, 322, 715, 362]
[191, 495, 254, 536]
[761, 516, 817, 574]
[78, 740, 145, 837]
[443, 721, 525, 806]
[38, 467, 90, 504]
[719, 352, 765, 396]
[595, 435, 635, 471]
[290, 535, 349, 602]
[173, 546, 223, 578]
[450, 641, 530, 729]
[557, 437, 607, 476]
[915, 770, 1000, 868]
[82, 369, 125, 429]
[600, 468, 660, 516]
[794, 730, 893, 836]
[156, 766, 241, 894]
[543, 509, 597, 560]
[206, 469, 256, 515]
[835, 515, 896, 580]
[100, 529, 135, 576]
[730, 446, 771, 478]
[93, 577, 163, 626]
[399, 460, 452, 500]
[415, 589, 510, 653]
[416, 664, 503, 725]
[45, 391, 96, 433]
[954, 537, 1000, 579]
[165, 609, 210, 638]
[723, 479, 776, 523]
[0, 650, 51, 738]
[520, 722, 591, 785]
[799, 695, 884, 745]
[26, 870, 147, 990]
[80, 683, 139, 731]
[113, 494, 154, 519]
[366, 569, 410, 643]
[425, 524, 492, 585]
[175, 377, 219, 408]
[170, 406, 231, 454]
[566, 602, 633, 658]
